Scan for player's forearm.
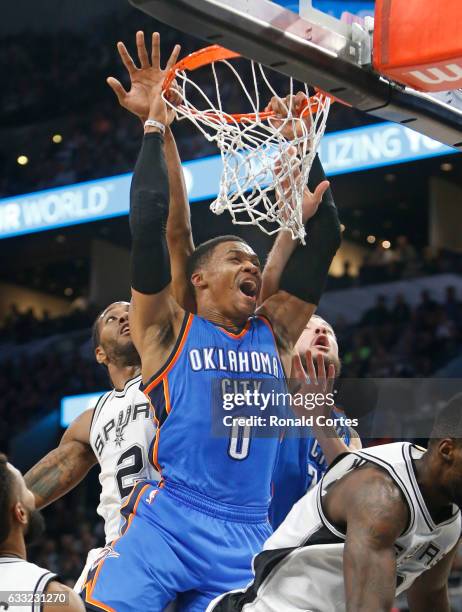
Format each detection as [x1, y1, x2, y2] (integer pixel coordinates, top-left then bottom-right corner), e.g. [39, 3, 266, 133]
[164, 127, 196, 311]
[164, 127, 192, 242]
[344, 541, 397, 612]
[407, 585, 450, 612]
[261, 156, 333, 304]
[310, 424, 350, 465]
[25, 442, 96, 509]
[130, 131, 172, 294]
[260, 231, 296, 304]
[279, 160, 341, 307]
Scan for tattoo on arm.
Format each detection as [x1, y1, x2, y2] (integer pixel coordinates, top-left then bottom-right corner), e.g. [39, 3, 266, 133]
[25, 442, 96, 509]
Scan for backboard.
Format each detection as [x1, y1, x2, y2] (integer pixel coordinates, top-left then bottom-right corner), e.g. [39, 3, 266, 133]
[129, 0, 462, 149]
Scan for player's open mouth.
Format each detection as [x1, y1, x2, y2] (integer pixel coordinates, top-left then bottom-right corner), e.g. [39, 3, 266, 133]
[239, 278, 258, 301]
[120, 324, 130, 336]
[313, 336, 329, 350]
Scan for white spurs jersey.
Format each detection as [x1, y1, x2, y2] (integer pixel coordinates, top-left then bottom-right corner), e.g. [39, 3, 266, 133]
[0, 557, 56, 611]
[89, 375, 160, 543]
[209, 442, 461, 612]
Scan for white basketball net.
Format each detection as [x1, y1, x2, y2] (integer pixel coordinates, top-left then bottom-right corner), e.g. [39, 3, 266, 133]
[163, 54, 331, 243]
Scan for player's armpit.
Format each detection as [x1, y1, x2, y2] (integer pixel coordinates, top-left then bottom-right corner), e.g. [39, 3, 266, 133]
[406, 541, 459, 612]
[43, 581, 84, 612]
[326, 466, 409, 612]
[24, 409, 97, 509]
[129, 289, 185, 382]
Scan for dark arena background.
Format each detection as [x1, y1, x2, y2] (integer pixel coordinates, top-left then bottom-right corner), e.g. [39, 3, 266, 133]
[1, 0, 462, 609]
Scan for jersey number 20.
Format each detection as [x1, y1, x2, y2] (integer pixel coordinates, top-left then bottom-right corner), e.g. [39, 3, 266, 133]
[116, 444, 144, 498]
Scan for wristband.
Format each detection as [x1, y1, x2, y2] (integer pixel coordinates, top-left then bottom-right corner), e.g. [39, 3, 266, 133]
[144, 119, 166, 135]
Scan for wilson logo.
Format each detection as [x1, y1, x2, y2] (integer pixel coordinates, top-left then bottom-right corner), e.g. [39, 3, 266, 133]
[407, 62, 462, 86]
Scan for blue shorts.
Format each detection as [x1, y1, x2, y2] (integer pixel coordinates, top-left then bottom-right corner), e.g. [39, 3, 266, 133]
[83, 481, 272, 612]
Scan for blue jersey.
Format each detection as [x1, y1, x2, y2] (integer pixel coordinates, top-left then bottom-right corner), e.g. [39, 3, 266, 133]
[142, 313, 286, 509]
[269, 413, 351, 529]
[304, 418, 351, 490]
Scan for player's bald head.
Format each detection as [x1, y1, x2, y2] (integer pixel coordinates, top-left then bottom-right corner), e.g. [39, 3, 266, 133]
[430, 394, 462, 445]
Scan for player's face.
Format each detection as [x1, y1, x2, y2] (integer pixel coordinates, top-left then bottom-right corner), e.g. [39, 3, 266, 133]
[202, 241, 262, 320]
[446, 441, 462, 508]
[295, 316, 339, 364]
[8, 463, 35, 511]
[7, 463, 45, 544]
[99, 302, 132, 346]
[97, 302, 141, 368]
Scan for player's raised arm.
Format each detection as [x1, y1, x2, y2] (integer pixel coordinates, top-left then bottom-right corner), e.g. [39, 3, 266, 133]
[257, 95, 341, 359]
[259, 155, 330, 305]
[327, 466, 409, 612]
[290, 350, 362, 463]
[24, 408, 97, 509]
[107, 32, 195, 314]
[118, 35, 185, 376]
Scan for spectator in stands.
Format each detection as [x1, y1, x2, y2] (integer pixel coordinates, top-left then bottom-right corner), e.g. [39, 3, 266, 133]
[360, 294, 390, 327]
[336, 260, 355, 289]
[444, 285, 462, 325]
[391, 293, 411, 327]
[415, 289, 439, 330]
[394, 235, 417, 277]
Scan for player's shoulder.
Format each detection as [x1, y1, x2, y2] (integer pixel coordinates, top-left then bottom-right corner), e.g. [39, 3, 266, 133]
[0, 557, 57, 587]
[44, 580, 85, 611]
[89, 388, 115, 431]
[0, 556, 47, 572]
[91, 374, 144, 428]
[337, 461, 410, 534]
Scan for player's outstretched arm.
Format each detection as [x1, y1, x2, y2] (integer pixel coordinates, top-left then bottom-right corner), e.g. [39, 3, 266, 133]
[329, 467, 409, 612]
[257, 101, 341, 360]
[43, 581, 85, 611]
[24, 409, 96, 509]
[124, 35, 186, 376]
[259, 154, 330, 305]
[291, 351, 361, 464]
[107, 31, 195, 312]
[406, 542, 458, 612]
[164, 125, 196, 313]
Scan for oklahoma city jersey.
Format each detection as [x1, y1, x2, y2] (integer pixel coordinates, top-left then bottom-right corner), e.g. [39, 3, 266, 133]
[209, 442, 461, 612]
[89, 374, 159, 542]
[142, 313, 286, 508]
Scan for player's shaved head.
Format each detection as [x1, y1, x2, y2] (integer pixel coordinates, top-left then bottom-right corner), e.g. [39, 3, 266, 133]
[425, 393, 462, 509]
[430, 393, 462, 443]
[0, 453, 15, 544]
[186, 235, 248, 286]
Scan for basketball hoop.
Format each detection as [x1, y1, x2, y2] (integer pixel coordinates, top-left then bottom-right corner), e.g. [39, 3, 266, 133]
[163, 45, 332, 243]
